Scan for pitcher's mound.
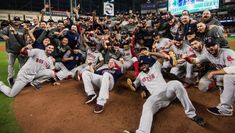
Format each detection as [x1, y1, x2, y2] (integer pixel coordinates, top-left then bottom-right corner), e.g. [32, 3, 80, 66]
[14, 78, 235, 133]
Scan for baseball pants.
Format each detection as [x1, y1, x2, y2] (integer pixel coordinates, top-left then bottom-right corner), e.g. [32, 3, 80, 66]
[136, 81, 196, 133]
[198, 72, 223, 92]
[7, 53, 27, 79]
[0, 69, 54, 97]
[55, 62, 77, 80]
[170, 62, 194, 79]
[82, 71, 114, 106]
[217, 74, 235, 114]
[31, 69, 56, 84]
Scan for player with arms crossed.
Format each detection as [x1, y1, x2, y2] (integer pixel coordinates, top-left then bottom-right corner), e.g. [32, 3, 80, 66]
[124, 50, 205, 133]
[0, 44, 57, 97]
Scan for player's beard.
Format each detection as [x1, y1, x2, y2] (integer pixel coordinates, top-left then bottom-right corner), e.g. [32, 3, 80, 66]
[175, 43, 183, 48]
[208, 47, 219, 57]
[140, 65, 150, 73]
[142, 67, 150, 73]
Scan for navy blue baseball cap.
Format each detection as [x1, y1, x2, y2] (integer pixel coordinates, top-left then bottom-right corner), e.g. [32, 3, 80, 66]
[87, 41, 96, 47]
[204, 37, 218, 47]
[152, 30, 159, 37]
[139, 56, 156, 67]
[13, 16, 21, 21]
[174, 34, 184, 41]
[23, 20, 31, 24]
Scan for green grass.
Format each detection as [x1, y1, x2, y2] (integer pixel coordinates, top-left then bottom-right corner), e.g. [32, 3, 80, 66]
[227, 37, 235, 50]
[0, 41, 5, 45]
[227, 36, 235, 42]
[0, 51, 22, 133]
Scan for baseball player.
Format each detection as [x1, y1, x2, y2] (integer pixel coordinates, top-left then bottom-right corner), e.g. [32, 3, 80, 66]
[75, 41, 104, 80]
[185, 38, 235, 92]
[0, 44, 56, 97]
[0, 17, 27, 86]
[151, 31, 171, 53]
[118, 41, 139, 76]
[101, 41, 122, 64]
[168, 34, 195, 82]
[82, 58, 123, 113]
[55, 45, 83, 80]
[206, 66, 235, 116]
[124, 50, 205, 133]
[188, 37, 216, 81]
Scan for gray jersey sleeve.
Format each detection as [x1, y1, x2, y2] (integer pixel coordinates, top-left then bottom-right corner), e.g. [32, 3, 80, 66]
[224, 49, 235, 67]
[27, 49, 41, 57]
[197, 52, 209, 63]
[48, 57, 55, 70]
[224, 66, 235, 74]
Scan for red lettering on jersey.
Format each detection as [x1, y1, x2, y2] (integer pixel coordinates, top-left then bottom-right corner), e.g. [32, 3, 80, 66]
[227, 56, 234, 62]
[36, 58, 50, 68]
[141, 74, 156, 83]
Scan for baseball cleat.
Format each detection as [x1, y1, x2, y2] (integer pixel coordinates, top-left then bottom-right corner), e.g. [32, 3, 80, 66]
[94, 104, 104, 114]
[127, 78, 136, 91]
[7, 78, 14, 87]
[191, 115, 206, 126]
[207, 107, 233, 116]
[30, 82, 42, 91]
[85, 94, 97, 104]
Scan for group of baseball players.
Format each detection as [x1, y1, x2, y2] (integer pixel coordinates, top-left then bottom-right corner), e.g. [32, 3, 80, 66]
[0, 4, 235, 133]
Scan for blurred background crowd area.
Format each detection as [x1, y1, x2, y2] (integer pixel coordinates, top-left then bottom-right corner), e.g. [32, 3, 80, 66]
[0, 0, 235, 36]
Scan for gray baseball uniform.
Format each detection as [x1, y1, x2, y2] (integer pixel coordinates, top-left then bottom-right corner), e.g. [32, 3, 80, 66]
[76, 48, 104, 74]
[153, 38, 171, 52]
[153, 38, 171, 69]
[133, 61, 197, 133]
[170, 43, 194, 79]
[218, 70, 235, 115]
[197, 48, 235, 92]
[0, 49, 55, 97]
[116, 48, 138, 72]
[82, 66, 123, 106]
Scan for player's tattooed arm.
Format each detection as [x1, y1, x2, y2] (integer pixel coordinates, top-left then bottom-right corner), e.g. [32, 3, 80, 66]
[207, 64, 235, 79]
[207, 69, 226, 81]
[94, 60, 104, 71]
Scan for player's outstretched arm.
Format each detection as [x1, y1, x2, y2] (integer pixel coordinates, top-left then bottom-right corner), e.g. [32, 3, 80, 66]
[94, 60, 104, 71]
[140, 50, 170, 65]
